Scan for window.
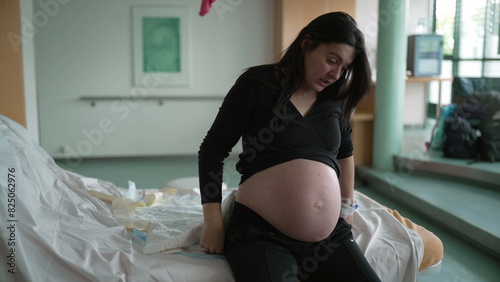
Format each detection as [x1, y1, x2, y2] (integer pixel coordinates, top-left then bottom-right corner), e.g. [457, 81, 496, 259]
[434, 0, 500, 77]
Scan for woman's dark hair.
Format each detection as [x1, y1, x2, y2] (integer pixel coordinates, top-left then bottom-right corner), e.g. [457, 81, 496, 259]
[274, 11, 372, 128]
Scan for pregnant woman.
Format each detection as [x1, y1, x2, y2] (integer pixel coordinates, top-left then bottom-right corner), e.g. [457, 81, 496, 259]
[198, 12, 381, 282]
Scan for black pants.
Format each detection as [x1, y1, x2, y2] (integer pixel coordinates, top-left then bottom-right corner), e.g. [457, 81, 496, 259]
[224, 202, 381, 282]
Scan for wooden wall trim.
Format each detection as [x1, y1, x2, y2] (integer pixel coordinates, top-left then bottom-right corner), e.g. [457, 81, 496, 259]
[274, 0, 356, 60]
[0, 0, 26, 126]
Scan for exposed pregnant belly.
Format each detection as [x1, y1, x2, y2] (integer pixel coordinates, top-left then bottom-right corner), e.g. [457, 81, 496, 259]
[236, 159, 341, 242]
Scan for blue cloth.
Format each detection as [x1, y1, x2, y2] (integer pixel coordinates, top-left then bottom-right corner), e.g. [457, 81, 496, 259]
[429, 104, 457, 151]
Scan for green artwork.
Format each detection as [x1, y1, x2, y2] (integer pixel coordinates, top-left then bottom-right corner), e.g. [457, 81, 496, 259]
[142, 17, 180, 73]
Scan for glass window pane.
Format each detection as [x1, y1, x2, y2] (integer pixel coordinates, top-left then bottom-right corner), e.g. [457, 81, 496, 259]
[435, 0, 456, 56]
[458, 61, 483, 77]
[440, 80, 453, 105]
[459, 0, 487, 59]
[434, 0, 498, 77]
[484, 61, 500, 76]
[433, 60, 454, 106]
[484, 1, 500, 58]
[441, 60, 453, 77]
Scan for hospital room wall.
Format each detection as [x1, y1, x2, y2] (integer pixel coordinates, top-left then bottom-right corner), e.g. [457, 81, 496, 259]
[34, 0, 275, 161]
[31, 0, 429, 161]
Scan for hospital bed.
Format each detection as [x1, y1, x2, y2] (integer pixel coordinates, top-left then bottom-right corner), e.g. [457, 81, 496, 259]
[0, 115, 442, 282]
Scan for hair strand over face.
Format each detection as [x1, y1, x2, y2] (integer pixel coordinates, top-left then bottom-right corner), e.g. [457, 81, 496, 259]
[273, 11, 372, 129]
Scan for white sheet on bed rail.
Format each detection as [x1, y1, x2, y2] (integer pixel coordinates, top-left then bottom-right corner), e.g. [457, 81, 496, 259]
[0, 115, 423, 282]
[0, 116, 233, 282]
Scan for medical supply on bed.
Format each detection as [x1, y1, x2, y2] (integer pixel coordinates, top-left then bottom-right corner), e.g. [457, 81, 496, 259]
[90, 187, 200, 254]
[89, 182, 169, 234]
[112, 196, 141, 229]
[89, 189, 118, 203]
[91, 186, 164, 208]
[133, 229, 148, 242]
[126, 180, 141, 200]
[144, 192, 164, 206]
[130, 221, 156, 245]
[162, 247, 183, 254]
[142, 189, 236, 254]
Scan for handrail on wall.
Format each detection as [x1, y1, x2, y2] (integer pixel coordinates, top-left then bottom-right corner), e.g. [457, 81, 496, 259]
[80, 95, 223, 107]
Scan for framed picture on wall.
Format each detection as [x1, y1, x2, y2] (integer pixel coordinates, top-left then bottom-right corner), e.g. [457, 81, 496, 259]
[132, 6, 190, 87]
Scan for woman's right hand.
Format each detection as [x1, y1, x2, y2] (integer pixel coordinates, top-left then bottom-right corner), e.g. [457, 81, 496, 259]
[200, 203, 225, 254]
[200, 220, 225, 254]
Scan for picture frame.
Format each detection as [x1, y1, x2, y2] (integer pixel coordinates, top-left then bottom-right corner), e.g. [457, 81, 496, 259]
[132, 6, 190, 87]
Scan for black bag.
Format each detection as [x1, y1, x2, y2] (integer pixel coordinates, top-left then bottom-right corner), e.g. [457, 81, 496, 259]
[474, 93, 500, 162]
[443, 115, 478, 159]
[478, 117, 500, 162]
[456, 92, 498, 121]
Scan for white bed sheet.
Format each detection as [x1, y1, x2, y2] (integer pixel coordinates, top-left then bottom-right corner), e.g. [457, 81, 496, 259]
[0, 115, 423, 282]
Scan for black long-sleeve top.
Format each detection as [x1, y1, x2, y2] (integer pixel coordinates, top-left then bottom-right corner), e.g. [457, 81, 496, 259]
[198, 65, 353, 203]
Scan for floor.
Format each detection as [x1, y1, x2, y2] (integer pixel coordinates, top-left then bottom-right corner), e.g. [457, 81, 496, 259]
[55, 120, 500, 282]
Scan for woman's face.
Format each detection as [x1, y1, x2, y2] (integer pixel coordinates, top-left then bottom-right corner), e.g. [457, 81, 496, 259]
[302, 41, 356, 92]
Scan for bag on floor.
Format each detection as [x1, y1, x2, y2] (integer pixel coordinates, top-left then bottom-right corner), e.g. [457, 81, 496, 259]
[457, 92, 500, 121]
[477, 117, 500, 162]
[429, 104, 457, 151]
[443, 115, 478, 159]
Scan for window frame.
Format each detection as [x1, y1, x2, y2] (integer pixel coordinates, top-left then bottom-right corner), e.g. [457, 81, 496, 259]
[433, 0, 500, 77]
